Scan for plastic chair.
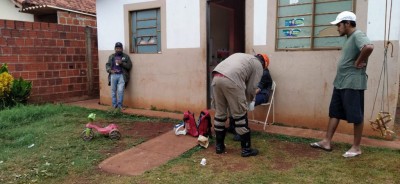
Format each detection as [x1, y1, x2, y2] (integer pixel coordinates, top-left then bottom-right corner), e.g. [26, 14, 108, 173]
[250, 81, 276, 130]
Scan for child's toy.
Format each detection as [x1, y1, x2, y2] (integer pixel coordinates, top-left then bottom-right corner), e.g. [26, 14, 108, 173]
[81, 113, 121, 141]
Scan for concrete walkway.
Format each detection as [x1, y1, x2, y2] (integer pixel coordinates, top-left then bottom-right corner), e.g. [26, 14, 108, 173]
[68, 99, 400, 176]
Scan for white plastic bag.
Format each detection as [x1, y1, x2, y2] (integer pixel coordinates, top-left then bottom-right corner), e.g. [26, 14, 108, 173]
[248, 101, 255, 111]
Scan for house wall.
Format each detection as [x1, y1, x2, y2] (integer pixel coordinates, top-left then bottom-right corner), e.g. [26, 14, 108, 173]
[97, 0, 207, 112]
[96, 0, 400, 136]
[0, 20, 99, 103]
[0, 0, 34, 22]
[248, 0, 400, 136]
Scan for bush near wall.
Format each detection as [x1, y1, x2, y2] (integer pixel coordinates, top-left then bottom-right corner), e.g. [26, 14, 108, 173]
[0, 63, 32, 110]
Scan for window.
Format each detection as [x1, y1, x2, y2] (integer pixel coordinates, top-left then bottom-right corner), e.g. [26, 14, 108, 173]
[130, 8, 161, 53]
[276, 0, 354, 50]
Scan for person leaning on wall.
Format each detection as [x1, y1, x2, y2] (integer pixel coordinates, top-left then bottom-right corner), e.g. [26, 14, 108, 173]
[105, 42, 132, 110]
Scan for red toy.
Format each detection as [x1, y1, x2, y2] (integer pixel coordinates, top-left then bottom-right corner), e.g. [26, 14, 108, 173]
[81, 113, 121, 141]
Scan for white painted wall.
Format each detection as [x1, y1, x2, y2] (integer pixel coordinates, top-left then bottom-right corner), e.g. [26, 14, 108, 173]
[367, 0, 400, 41]
[0, 0, 33, 21]
[97, 0, 200, 50]
[166, 0, 200, 48]
[96, 0, 155, 50]
[253, 0, 267, 45]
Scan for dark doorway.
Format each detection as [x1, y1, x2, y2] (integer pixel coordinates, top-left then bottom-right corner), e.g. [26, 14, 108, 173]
[207, 0, 245, 108]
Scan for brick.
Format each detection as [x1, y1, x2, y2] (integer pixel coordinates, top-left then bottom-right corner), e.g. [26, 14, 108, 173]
[1, 47, 12, 54]
[6, 38, 15, 46]
[28, 31, 37, 38]
[0, 37, 6, 46]
[25, 38, 34, 46]
[0, 55, 18, 62]
[40, 23, 49, 30]
[44, 32, 53, 39]
[0, 20, 4, 28]
[1, 29, 11, 37]
[52, 32, 59, 39]
[15, 64, 23, 71]
[56, 40, 64, 47]
[11, 30, 21, 37]
[36, 31, 44, 38]
[15, 38, 25, 46]
[29, 72, 37, 79]
[49, 23, 57, 31]
[12, 47, 20, 54]
[24, 22, 33, 30]
[5, 20, 15, 29]
[33, 22, 41, 30]
[15, 21, 24, 30]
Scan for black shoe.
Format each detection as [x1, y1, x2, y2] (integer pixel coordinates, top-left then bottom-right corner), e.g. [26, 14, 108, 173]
[233, 134, 241, 141]
[241, 148, 259, 157]
[216, 144, 225, 154]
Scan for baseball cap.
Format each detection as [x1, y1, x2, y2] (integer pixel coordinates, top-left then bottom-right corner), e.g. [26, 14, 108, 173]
[330, 11, 356, 25]
[115, 42, 123, 48]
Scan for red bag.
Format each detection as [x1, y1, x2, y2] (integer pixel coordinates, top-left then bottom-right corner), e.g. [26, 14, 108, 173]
[183, 111, 198, 137]
[197, 109, 212, 137]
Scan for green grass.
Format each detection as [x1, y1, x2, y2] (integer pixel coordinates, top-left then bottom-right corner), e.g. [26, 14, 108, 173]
[1, 104, 399, 184]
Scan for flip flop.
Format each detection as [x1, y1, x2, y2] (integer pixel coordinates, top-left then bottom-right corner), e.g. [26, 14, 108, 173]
[342, 151, 361, 158]
[310, 142, 332, 152]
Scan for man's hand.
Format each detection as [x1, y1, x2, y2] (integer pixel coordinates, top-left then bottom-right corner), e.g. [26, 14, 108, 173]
[355, 61, 367, 69]
[110, 69, 116, 74]
[255, 88, 261, 94]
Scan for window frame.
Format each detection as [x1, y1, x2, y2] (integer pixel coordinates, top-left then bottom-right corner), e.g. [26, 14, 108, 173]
[275, 0, 356, 51]
[129, 8, 161, 54]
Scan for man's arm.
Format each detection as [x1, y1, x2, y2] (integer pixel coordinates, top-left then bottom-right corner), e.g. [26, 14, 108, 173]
[355, 44, 374, 68]
[105, 55, 113, 73]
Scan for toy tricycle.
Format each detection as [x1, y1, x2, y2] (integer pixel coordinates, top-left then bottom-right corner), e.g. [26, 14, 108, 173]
[81, 113, 121, 141]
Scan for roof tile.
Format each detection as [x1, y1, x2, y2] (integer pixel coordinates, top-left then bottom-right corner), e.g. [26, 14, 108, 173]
[16, 0, 95, 14]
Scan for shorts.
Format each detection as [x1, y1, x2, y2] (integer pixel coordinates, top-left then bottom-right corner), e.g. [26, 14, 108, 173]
[329, 88, 364, 124]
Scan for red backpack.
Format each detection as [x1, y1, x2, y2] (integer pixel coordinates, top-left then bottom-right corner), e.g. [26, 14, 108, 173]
[197, 109, 212, 137]
[183, 111, 198, 137]
[183, 110, 212, 137]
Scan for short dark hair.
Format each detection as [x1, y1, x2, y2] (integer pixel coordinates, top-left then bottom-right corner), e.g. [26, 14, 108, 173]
[340, 20, 356, 27]
[255, 54, 265, 68]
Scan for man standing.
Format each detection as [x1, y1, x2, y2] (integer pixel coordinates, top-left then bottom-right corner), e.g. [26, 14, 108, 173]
[212, 53, 268, 157]
[106, 42, 132, 110]
[310, 11, 374, 158]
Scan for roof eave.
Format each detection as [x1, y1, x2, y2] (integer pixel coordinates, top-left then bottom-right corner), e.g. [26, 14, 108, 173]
[20, 4, 96, 17]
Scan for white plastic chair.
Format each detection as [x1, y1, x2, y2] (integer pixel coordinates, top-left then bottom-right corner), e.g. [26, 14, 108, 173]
[250, 81, 276, 130]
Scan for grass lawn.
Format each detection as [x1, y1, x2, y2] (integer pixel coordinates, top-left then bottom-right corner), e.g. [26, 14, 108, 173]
[0, 104, 399, 184]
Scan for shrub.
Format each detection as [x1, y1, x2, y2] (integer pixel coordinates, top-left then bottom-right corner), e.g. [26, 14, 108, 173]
[0, 63, 32, 110]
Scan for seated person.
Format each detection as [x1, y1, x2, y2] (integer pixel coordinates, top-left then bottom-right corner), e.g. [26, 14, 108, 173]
[254, 67, 273, 106]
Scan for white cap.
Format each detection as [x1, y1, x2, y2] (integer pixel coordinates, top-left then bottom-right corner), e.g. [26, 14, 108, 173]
[330, 11, 356, 25]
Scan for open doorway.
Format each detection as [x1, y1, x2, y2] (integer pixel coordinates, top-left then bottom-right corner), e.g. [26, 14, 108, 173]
[207, 0, 245, 108]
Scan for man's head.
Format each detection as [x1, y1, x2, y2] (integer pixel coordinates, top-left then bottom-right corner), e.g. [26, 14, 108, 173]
[255, 54, 270, 69]
[115, 42, 123, 56]
[330, 11, 356, 36]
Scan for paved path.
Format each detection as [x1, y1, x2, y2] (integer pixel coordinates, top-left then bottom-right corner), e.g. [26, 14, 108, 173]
[68, 99, 400, 176]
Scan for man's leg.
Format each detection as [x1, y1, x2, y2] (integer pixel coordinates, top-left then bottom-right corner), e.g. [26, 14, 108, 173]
[317, 117, 340, 150]
[110, 74, 118, 108]
[116, 74, 125, 109]
[212, 77, 228, 154]
[345, 122, 363, 154]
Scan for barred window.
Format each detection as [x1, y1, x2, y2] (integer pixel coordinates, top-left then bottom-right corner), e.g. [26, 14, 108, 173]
[276, 0, 355, 50]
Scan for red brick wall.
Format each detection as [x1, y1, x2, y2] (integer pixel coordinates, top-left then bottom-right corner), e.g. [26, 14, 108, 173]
[57, 11, 96, 27]
[0, 19, 99, 103]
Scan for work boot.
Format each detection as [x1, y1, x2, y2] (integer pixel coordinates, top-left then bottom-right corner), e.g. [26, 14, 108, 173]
[215, 129, 226, 154]
[227, 117, 235, 134]
[240, 132, 258, 157]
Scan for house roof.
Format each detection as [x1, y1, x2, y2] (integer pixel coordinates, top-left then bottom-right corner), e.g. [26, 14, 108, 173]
[12, 0, 96, 15]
